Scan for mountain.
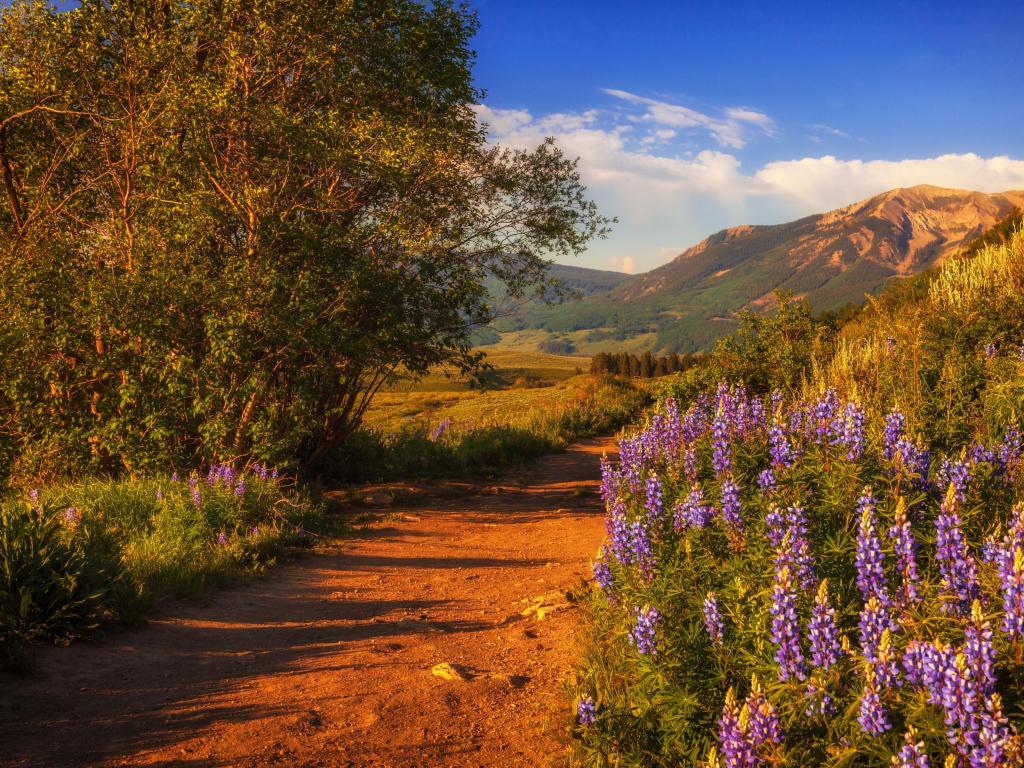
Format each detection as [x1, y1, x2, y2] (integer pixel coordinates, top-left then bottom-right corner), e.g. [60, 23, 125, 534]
[509, 185, 1024, 354]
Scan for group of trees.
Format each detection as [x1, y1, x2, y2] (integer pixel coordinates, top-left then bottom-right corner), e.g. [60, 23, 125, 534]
[589, 351, 698, 379]
[0, 0, 607, 480]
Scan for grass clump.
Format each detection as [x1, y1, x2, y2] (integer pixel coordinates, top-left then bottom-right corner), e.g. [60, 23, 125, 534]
[0, 464, 322, 668]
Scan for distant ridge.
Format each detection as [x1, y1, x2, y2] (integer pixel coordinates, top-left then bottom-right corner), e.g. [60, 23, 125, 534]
[506, 185, 1024, 353]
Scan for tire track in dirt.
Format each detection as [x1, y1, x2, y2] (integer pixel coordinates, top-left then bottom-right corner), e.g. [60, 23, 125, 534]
[0, 437, 614, 768]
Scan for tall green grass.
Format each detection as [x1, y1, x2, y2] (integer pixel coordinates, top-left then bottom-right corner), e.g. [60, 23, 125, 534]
[330, 375, 650, 483]
[0, 466, 323, 669]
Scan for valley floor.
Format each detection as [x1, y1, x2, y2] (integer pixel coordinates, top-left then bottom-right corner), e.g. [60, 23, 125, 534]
[0, 439, 612, 768]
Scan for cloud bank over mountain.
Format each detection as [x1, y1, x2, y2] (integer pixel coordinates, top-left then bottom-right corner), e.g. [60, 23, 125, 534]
[472, 96, 1024, 273]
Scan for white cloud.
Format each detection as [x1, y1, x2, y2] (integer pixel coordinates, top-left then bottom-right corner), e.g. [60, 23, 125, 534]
[756, 153, 1024, 210]
[473, 100, 1024, 272]
[604, 89, 774, 149]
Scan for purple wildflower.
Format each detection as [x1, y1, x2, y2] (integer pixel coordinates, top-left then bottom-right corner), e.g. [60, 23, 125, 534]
[768, 420, 793, 469]
[855, 488, 888, 604]
[721, 479, 742, 532]
[217, 532, 228, 545]
[429, 417, 452, 442]
[171, 471, 180, 482]
[592, 555, 615, 595]
[888, 501, 921, 608]
[938, 458, 972, 505]
[935, 486, 980, 615]
[892, 729, 931, 768]
[985, 342, 997, 359]
[191, 486, 202, 509]
[999, 546, 1024, 639]
[769, 563, 807, 682]
[703, 592, 724, 645]
[808, 580, 843, 670]
[674, 485, 714, 531]
[234, 478, 246, 498]
[1000, 425, 1021, 481]
[842, 401, 866, 460]
[628, 520, 655, 581]
[859, 596, 895, 666]
[745, 678, 783, 749]
[711, 403, 732, 478]
[644, 475, 664, 529]
[576, 696, 597, 726]
[884, 411, 906, 461]
[757, 469, 776, 493]
[629, 605, 661, 655]
[718, 689, 756, 768]
[63, 507, 80, 523]
[858, 666, 892, 735]
[155, 489, 165, 502]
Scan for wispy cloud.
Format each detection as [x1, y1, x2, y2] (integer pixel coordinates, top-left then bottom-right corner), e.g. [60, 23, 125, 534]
[603, 89, 775, 149]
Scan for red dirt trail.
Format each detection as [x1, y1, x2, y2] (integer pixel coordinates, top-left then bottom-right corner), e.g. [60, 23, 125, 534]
[0, 437, 614, 768]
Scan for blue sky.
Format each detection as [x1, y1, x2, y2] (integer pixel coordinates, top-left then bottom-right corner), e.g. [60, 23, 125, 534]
[470, 1, 1024, 273]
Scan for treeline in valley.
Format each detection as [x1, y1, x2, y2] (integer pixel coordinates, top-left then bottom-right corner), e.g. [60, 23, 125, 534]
[589, 351, 699, 378]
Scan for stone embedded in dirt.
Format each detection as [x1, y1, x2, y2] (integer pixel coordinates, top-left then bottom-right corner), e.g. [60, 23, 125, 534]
[361, 491, 394, 506]
[431, 662, 472, 682]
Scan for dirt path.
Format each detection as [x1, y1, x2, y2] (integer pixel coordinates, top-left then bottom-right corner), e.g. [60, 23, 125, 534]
[0, 438, 614, 768]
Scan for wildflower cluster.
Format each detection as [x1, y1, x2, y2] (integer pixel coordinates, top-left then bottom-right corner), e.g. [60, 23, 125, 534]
[578, 384, 1024, 766]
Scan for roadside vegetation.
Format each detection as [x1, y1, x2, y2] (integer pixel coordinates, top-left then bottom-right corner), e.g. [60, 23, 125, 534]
[0, 1, 610, 668]
[571, 227, 1024, 765]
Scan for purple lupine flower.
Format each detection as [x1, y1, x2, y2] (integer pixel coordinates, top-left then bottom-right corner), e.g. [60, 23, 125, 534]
[769, 563, 807, 682]
[808, 580, 843, 670]
[63, 507, 80, 523]
[888, 502, 921, 608]
[858, 666, 892, 735]
[703, 592, 724, 645]
[644, 475, 664, 529]
[711, 403, 732, 478]
[592, 556, 615, 595]
[874, 628, 902, 689]
[884, 411, 906, 461]
[745, 679, 783, 749]
[892, 729, 931, 768]
[234, 478, 246, 498]
[29, 488, 39, 505]
[270, 468, 279, 480]
[783, 506, 816, 590]
[757, 468, 776, 493]
[1000, 425, 1021, 482]
[629, 605, 661, 655]
[191, 486, 202, 509]
[599, 456, 619, 505]
[895, 439, 932, 489]
[985, 342, 997, 359]
[999, 546, 1024, 639]
[938, 458, 972, 505]
[606, 503, 632, 564]
[964, 602, 997, 700]
[859, 596, 895, 666]
[217, 532, 228, 545]
[812, 388, 841, 445]
[674, 485, 714, 531]
[935, 486, 980, 615]
[250, 525, 260, 536]
[803, 680, 837, 718]
[855, 488, 888, 604]
[842, 401, 866, 460]
[576, 696, 597, 726]
[721, 479, 742, 532]
[765, 506, 787, 548]
[155, 489, 165, 502]
[967, 442, 997, 467]
[171, 471, 180, 482]
[768, 420, 793, 469]
[903, 640, 955, 708]
[718, 689, 756, 768]
[1020, 341, 1024, 362]
[975, 694, 1010, 768]
[628, 521, 655, 581]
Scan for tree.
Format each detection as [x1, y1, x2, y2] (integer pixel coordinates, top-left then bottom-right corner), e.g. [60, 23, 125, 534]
[0, 0, 610, 479]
